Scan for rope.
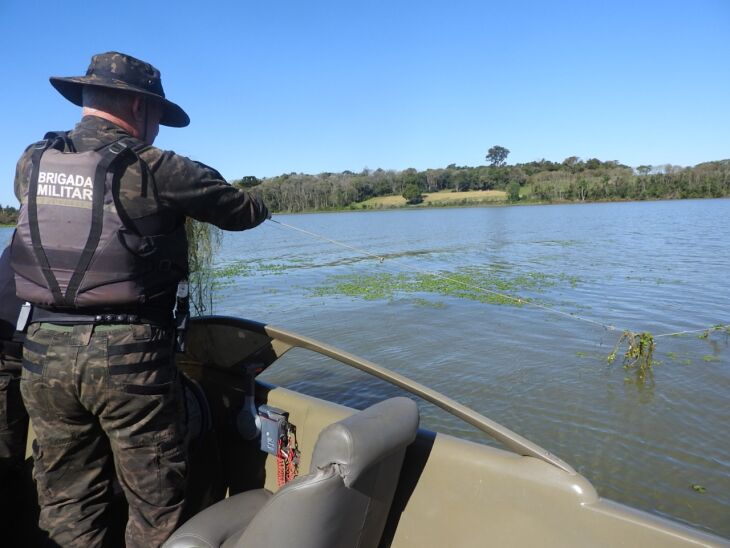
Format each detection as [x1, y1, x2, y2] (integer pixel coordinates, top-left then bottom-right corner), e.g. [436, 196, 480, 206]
[268, 219, 386, 262]
[265, 219, 724, 340]
[655, 325, 730, 338]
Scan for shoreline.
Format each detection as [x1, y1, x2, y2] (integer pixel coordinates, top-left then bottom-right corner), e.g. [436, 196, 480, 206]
[263, 194, 730, 216]
[2, 196, 727, 224]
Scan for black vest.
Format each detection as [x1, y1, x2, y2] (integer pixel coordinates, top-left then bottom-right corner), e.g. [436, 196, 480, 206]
[11, 133, 188, 310]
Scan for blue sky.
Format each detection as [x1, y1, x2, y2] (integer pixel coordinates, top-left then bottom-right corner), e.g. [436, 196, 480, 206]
[1, 0, 728, 206]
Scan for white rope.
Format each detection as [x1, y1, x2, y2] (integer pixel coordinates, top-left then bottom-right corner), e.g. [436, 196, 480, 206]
[265, 218, 723, 340]
[268, 219, 387, 262]
[655, 325, 730, 338]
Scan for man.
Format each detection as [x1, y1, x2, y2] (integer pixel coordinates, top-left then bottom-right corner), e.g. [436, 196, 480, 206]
[0, 244, 30, 542]
[11, 52, 269, 547]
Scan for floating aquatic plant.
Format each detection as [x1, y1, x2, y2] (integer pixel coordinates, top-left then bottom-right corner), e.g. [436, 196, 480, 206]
[607, 331, 656, 386]
[212, 260, 295, 279]
[698, 324, 730, 340]
[310, 267, 577, 307]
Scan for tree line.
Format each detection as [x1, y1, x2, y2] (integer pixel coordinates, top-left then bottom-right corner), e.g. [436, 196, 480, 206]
[1, 152, 727, 224]
[234, 149, 730, 212]
[0, 205, 18, 225]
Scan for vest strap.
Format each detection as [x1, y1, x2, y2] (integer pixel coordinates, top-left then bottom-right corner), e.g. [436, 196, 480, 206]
[27, 137, 65, 305]
[63, 140, 135, 306]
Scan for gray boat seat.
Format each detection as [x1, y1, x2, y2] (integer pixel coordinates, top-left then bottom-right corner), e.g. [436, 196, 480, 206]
[164, 396, 419, 548]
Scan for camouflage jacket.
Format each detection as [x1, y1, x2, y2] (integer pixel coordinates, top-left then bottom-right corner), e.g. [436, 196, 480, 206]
[14, 115, 268, 232]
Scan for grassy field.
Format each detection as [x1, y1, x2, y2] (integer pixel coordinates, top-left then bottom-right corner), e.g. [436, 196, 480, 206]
[358, 189, 507, 208]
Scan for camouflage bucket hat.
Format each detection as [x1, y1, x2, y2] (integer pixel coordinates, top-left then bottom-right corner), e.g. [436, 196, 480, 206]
[49, 51, 190, 127]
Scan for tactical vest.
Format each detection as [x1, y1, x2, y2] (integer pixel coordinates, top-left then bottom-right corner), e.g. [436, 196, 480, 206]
[11, 133, 188, 310]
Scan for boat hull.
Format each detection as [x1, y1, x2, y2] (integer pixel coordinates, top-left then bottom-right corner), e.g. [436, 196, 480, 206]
[18, 316, 729, 547]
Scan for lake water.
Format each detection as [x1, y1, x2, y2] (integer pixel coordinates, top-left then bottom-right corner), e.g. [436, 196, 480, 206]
[2, 198, 728, 538]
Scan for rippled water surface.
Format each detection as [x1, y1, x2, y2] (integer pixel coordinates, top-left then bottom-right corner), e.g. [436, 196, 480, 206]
[3, 198, 729, 537]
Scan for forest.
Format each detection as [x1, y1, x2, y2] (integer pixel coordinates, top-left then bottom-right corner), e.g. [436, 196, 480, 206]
[2, 150, 728, 223]
[0, 205, 18, 225]
[234, 148, 730, 213]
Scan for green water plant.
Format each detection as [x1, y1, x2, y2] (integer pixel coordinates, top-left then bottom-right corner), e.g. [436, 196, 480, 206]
[186, 219, 222, 315]
[698, 324, 730, 340]
[607, 331, 656, 385]
[212, 259, 297, 280]
[311, 267, 574, 307]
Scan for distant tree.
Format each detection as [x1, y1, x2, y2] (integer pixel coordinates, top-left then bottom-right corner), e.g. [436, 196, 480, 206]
[234, 175, 261, 187]
[0, 204, 18, 225]
[486, 145, 510, 167]
[636, 165, 652, 176]
[402, 183, 424, 204]
[662, 164, 683, 175]
[562, 156, 582, 173]
[507, 182, 521, 202]
[571, 179, 589, 201]
[508, 168, 528, 187]
[450, 169, 478, 191]
[484, 167, 509, 189]
[402, 169, 427, 189]
[585, 158, 601, 170]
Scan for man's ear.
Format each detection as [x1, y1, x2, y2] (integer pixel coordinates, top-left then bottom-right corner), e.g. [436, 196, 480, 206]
[131, 95, 145, 122]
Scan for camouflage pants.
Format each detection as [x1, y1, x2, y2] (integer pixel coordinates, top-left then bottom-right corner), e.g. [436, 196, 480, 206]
[20, 322, 188, 548]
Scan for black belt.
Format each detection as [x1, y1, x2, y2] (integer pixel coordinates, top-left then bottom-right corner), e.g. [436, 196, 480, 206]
[30, 307, 172, 327]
